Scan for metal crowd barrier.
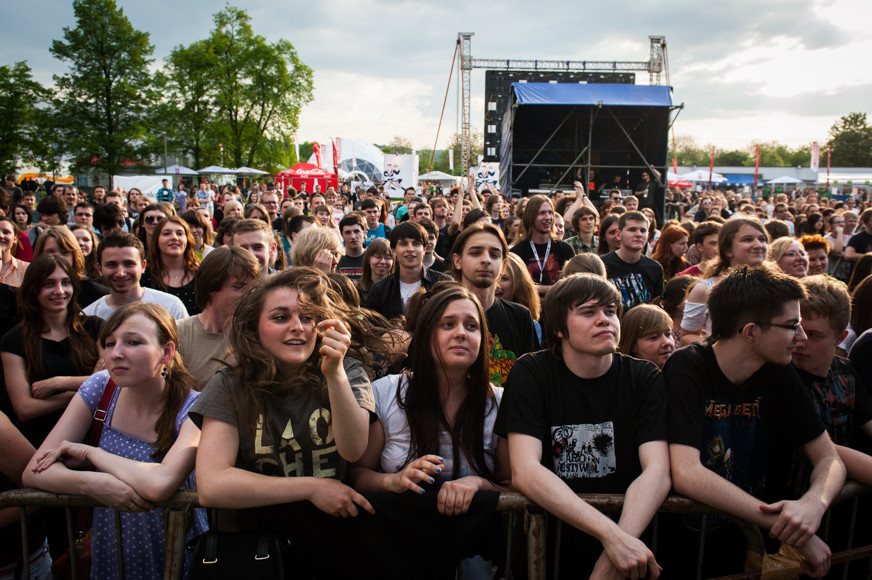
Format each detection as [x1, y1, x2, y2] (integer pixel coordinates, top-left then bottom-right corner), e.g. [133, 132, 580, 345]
[1, 483, 870, 580]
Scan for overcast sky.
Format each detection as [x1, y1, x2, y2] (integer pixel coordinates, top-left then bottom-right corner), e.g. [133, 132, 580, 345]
[5, 0, 871, 154]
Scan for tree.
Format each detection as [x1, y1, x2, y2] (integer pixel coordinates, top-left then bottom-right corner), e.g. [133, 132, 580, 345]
[49, 0, 156, 179]
[715, 149, 751, 166]
[209, 6, 313, 169]
[161, 40, 218, 170]
[0, 62, 49, 175]
[827, 113, 872, 167]
[446, 130, 483, 175]
[668, 135, 711, 167]
[387, 135, 414, 154]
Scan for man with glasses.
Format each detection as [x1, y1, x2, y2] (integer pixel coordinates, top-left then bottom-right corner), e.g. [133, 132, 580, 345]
[665, 265, 845, 578]
[260, 191, 282, 232]
[73, 202, 95, 229]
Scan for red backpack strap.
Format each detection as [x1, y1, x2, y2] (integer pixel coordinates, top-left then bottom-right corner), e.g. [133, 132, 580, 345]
[89, 377, 117, 448]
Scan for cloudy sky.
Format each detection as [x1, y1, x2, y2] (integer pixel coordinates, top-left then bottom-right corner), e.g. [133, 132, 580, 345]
[5, 0, 871, 153]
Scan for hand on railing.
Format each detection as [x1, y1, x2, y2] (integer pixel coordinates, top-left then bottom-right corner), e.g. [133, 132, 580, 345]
[760, 497, 825, 547]
[601, 526, 660, 579]
[796, 534, 831, 578]
[437, 476, 483, 516]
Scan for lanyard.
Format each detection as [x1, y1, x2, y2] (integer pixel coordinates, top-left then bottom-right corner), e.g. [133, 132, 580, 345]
[530, 239, 551, 284]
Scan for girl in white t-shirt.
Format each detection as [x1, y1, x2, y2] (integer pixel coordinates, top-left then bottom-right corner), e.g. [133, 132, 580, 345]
[350, 284, 509, 515]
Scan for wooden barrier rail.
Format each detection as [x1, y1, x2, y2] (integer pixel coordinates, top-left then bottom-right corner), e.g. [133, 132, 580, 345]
[1, 482, 869, 579]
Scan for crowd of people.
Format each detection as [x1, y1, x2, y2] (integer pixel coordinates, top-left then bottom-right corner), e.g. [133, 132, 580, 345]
[0, 173, 871, 578]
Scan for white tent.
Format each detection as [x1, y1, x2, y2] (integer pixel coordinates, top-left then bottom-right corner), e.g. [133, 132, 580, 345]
[679, 169, 727, 183]
[196, 165, 236, 174]
[154, 164, 198, 176]
[418, 171, 457, 184]
[766, 176, 804, 185]
[234, 166, 269, 175]
[113, 175, 166, 199]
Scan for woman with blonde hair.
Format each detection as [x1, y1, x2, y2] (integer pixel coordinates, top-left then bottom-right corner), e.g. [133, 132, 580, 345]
[495, 252, 542, 341]
[0, 217, 27, 287]
[69, 223, 101, 280]
[290, 226, 342, 273]
[768, 236, 809, 278]
[618, 304, 675, 369]
[24, 302, 206, 578]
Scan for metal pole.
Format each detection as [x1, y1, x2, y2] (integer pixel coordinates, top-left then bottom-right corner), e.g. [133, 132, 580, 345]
[163, 134, 169, 176]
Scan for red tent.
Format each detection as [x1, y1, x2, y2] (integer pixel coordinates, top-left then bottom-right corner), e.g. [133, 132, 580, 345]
[275, 163, 338, 196]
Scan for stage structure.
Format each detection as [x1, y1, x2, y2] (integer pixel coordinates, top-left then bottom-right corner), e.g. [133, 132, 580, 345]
[458, 34, 681, 216]
[500, 84, 679, 219]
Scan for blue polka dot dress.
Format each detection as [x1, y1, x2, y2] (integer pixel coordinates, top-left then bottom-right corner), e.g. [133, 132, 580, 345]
[78, 371, 208, 579]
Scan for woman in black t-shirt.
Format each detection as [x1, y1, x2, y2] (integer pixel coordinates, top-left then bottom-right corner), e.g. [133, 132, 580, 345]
[0, 254, 101, 446]
[141, 216, 200, 315]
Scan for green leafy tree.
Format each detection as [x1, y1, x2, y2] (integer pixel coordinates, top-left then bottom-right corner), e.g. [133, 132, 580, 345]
[209, 6, 313, 169]
[49, 0, 156, 179]
[0, 62, 49, 175]
[827, 113, 872, 167]
[387, 135, 414, 154]
[715, 149, 751, 166]
[446, 130, 483, 175]
[668, 135, 711, 167]
[161, 40, 219, 170]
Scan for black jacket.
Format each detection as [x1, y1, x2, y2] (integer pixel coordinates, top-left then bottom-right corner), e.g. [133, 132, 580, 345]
[364, 267, 453, 320]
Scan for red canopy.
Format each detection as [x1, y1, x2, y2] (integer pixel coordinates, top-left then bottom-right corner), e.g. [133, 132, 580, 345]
[275, 163, 338, 195]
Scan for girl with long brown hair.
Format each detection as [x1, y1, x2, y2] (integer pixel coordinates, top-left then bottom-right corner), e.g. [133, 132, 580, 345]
[0, 254, 101, 445]
[650, 224, 690, 281]
[142, 216, 200, 315]
[191, 268, 393, 574]
[350, 283, 509, 513]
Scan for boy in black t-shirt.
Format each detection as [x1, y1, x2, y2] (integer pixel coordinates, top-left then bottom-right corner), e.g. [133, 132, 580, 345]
[666, 265, 845, 578]
[449, 222, 539, 387]
[496, 274, 668, 578]
[600, 211, 663, 310]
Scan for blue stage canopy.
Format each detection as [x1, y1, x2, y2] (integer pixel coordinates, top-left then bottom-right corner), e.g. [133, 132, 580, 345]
[723, 174, 758, 186]
[510, 83, 673, 108]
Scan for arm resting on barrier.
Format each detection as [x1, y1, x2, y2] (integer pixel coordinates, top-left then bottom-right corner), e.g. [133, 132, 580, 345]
[196, 416, 374, 518]
[760, 431, 845, 547]
[509, 433, 660, 579]
[837, 443, 872, 486]
[30, 418, 200, 503]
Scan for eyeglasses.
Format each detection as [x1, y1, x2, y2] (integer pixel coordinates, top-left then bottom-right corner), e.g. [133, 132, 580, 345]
[753, 321, 802, 334]
[143, 215, 163, 224]
[373, 255, 393, 262]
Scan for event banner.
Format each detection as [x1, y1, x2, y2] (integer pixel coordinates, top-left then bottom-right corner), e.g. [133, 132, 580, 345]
[475, 162, 500, 191]
[383, 154, 417, 199]
[811, 142, 820, 172]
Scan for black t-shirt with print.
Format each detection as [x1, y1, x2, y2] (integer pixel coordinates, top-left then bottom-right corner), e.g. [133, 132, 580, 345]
[484, 298, 540, 387]
[666, 342, 824, 502]
[510, 239, 575, 286]
[496, 350, 666, 493]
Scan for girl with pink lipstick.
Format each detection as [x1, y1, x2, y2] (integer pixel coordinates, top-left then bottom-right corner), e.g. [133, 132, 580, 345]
[141, 216, 200, 315]
[680, 218, 770, 345]
[350, 284, 509, 513]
